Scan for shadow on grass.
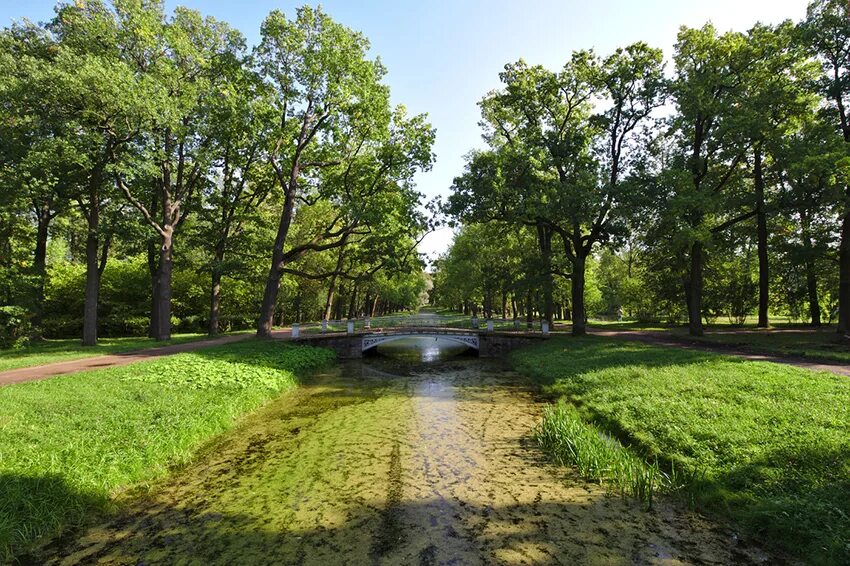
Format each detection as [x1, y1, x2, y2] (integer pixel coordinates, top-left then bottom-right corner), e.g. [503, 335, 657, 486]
[0, 473, 105, 564]
[709, 442, 850, 563]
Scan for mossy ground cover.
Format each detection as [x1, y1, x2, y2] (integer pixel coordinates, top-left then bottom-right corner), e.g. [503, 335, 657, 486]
[0, 332, 251, 372]
[512, 336, 850, 564]
[0, 339, 334, 561]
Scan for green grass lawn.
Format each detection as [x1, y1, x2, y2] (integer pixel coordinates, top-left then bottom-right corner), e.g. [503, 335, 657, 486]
[0, 331, 252, 373]
[512, 336, 850, 564]
[0, 339, 334, 561]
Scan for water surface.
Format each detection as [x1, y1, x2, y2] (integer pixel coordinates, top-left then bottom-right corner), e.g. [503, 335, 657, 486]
[43, 338, 769, 565]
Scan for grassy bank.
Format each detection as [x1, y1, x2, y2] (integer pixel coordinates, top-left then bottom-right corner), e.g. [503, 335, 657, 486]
[0, 332, 252, 372]
[512, 336, 850, 564]
[0, 339, 334, 561]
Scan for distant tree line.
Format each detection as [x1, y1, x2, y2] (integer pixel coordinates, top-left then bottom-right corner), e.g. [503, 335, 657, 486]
[0, 1, 434, 347]
[436, 0, 850, 336]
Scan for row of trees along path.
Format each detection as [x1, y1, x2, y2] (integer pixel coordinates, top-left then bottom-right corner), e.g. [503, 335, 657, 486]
[444, 1, 850, 337]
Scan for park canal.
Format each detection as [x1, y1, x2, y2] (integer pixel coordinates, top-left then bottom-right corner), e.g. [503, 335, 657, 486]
[44, 338, 768, 565]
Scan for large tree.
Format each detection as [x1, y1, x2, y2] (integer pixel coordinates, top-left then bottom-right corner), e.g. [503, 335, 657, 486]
[0, 21, 75, 334]
[113, 1, 241, 340]
[736, 22, 818, 328]
[44, 1, 148, 345]
[803, 0, 850, 333]
[450, 44, 664, 335]
[254, 7, 433, 337]
[194, 40, 274, 335]
[666, 25, 753, 336]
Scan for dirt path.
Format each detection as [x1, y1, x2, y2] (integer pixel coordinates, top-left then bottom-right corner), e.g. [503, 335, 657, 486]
[589, 329, 850, 377]
[34, 356, 776, 565]
[0, 331, 291, 386]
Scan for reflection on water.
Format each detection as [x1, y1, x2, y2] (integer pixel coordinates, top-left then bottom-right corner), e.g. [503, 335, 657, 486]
[374, 336, 472, 362]
[39, 338, 770, 565]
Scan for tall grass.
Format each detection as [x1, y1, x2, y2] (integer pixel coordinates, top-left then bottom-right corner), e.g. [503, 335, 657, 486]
[535, 402, 675, 508]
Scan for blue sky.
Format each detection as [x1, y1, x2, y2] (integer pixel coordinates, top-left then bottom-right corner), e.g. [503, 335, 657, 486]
[1, 0, 809, 259]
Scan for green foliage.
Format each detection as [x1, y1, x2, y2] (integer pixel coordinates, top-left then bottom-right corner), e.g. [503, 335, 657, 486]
[513, 336, 850, 563]
[0, 340, 333, 561]
[0, 306, 31, 349]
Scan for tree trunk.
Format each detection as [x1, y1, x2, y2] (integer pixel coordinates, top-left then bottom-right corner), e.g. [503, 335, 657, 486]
[154, 229, 173, 341]
[323, 280, 336, 322]
[754, 145, 769, 328]
[371, 294, 380, 318]
[840, 192, 850, 334]
[147, 241, 160, 338]
[571, 252, 587, 336]
[82, 201, 100, 346]
[209, 265, 222, 335]
[258, 186, 297, 337]
[31, 201, 52, 333]
[801, 209, 821, 327]
[688, 241, 705, 336]
[295, 292, 302, 323]
[806, 261, 821, 327]
[537, 223, 554, 325]
[335, 284, 347, 320]
[347, 285, 358, 319]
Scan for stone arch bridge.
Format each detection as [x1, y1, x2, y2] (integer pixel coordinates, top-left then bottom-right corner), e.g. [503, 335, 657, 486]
[291, 327, 549, 359]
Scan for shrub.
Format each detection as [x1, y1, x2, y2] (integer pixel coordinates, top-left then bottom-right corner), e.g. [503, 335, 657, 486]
[0, 306, 32, 349]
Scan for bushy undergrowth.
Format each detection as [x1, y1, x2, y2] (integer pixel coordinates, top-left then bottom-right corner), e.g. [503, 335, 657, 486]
[513, 336, 850, 564]
[0, 340, 334, 561]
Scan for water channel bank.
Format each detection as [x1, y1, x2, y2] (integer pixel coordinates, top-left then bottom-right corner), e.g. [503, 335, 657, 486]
[37, 339, 772, 565]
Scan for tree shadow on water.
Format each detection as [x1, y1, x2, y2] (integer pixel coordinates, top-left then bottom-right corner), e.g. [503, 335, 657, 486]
[26, 493, 775, 566]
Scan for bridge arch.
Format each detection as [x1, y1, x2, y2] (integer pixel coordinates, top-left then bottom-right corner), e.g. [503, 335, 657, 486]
[362, 333, 479, 354]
